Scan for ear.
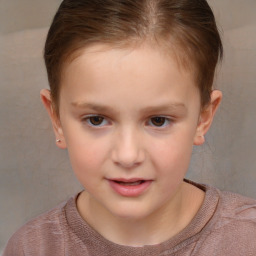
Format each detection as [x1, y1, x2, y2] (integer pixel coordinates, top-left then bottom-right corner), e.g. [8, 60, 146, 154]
[40, 89, 67, 149]
[193, 90, 222, 146]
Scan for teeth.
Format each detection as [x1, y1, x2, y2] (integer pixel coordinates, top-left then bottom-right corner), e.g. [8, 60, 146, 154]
[118, 181, 143, 186]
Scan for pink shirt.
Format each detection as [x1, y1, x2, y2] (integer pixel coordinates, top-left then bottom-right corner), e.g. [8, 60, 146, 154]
[3, 181, 256, 255]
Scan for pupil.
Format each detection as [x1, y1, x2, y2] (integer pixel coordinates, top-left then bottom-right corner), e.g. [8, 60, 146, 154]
[90, 116, 103, 125]
[152, 117, 165, 126]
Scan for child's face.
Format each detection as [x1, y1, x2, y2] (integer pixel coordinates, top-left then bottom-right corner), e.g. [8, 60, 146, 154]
[46, 43, 212, 219]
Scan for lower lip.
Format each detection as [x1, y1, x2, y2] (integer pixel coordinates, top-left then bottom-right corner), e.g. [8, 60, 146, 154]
[108, 180, 152, 197]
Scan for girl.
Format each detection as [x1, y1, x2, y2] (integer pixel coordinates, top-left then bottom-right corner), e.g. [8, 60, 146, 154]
[3, 0, 256, 255]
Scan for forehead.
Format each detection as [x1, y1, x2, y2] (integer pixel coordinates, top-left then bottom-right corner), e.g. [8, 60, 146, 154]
[63, 40, 196, 79]
[62, 42, 195, 83]
[60, 43, 200, 112]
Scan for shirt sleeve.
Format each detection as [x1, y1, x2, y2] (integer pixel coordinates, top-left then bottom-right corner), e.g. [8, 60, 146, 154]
[2, 232, 25, 256]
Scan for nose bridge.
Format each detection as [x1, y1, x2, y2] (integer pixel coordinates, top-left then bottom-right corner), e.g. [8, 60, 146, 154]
[112, 125, 144, 168]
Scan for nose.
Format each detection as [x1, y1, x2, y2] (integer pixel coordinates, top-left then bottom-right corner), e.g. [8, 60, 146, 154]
[111, 127, 145, 169]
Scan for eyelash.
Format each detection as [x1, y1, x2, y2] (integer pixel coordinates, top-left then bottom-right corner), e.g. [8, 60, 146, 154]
[147, 116, 171, 128]
[82, 115, 172, 128]
[82, 115, 109, 127]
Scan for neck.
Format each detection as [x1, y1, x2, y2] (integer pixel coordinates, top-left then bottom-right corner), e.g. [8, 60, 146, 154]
[77, 181, 204, 246]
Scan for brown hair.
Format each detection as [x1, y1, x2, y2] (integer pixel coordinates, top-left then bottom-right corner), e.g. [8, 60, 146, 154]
[44, 0, 223, 115]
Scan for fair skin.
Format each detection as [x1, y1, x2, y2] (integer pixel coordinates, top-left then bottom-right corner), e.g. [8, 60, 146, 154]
[41, 43, 221, 246]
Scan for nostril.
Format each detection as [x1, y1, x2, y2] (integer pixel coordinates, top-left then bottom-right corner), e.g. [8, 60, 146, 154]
[114, 161, 141, 169]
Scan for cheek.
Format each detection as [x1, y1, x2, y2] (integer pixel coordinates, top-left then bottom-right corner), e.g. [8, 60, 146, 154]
[65, 132, 110, 177]
[150, 135, 194, 199]
[149, 131, 194, 181]
[67, 143, 106, 190]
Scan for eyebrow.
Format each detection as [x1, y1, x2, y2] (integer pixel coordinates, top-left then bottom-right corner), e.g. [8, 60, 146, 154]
[139, 103, 187, 114]
[71, 101, 187, 114]
[71, 102, 118, 113]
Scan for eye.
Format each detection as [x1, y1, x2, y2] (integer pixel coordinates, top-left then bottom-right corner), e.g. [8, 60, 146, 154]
[148, 116, 171, 127]
[83, 115, 108, 127]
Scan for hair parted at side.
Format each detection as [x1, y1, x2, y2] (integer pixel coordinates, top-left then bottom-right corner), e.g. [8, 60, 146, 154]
[44, 0, 223, 115]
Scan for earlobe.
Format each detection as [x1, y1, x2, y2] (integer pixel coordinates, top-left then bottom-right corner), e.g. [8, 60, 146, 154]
[193, 90, 222, 146]
[40, 89, 67, 149]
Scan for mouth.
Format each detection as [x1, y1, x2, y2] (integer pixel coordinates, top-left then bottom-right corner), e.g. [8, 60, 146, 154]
[113, 180, 146, 186]
[107, 178, 152, 197]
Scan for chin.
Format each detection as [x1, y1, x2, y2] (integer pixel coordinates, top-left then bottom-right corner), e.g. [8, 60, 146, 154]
[108, 202, 154, 220]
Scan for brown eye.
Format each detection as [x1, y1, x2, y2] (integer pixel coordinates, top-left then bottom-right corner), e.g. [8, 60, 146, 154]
[88, 116, 105, 126]
[150, 117, 166, 126]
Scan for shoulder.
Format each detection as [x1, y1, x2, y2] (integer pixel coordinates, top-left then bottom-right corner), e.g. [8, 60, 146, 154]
[2, 196, 75, 256]
[201, 186, 256, 254]
[218, 189, 256, 219]
[196, 180, 256, 220]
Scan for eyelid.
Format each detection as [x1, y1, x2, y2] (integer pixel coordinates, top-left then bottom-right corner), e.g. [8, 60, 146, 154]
[146, 116, 173, 128]
[81, 114, 174, 128]
[81, 114, 110, 127]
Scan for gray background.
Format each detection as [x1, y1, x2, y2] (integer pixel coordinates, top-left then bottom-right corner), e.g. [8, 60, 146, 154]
[0, 0, 256, 252]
